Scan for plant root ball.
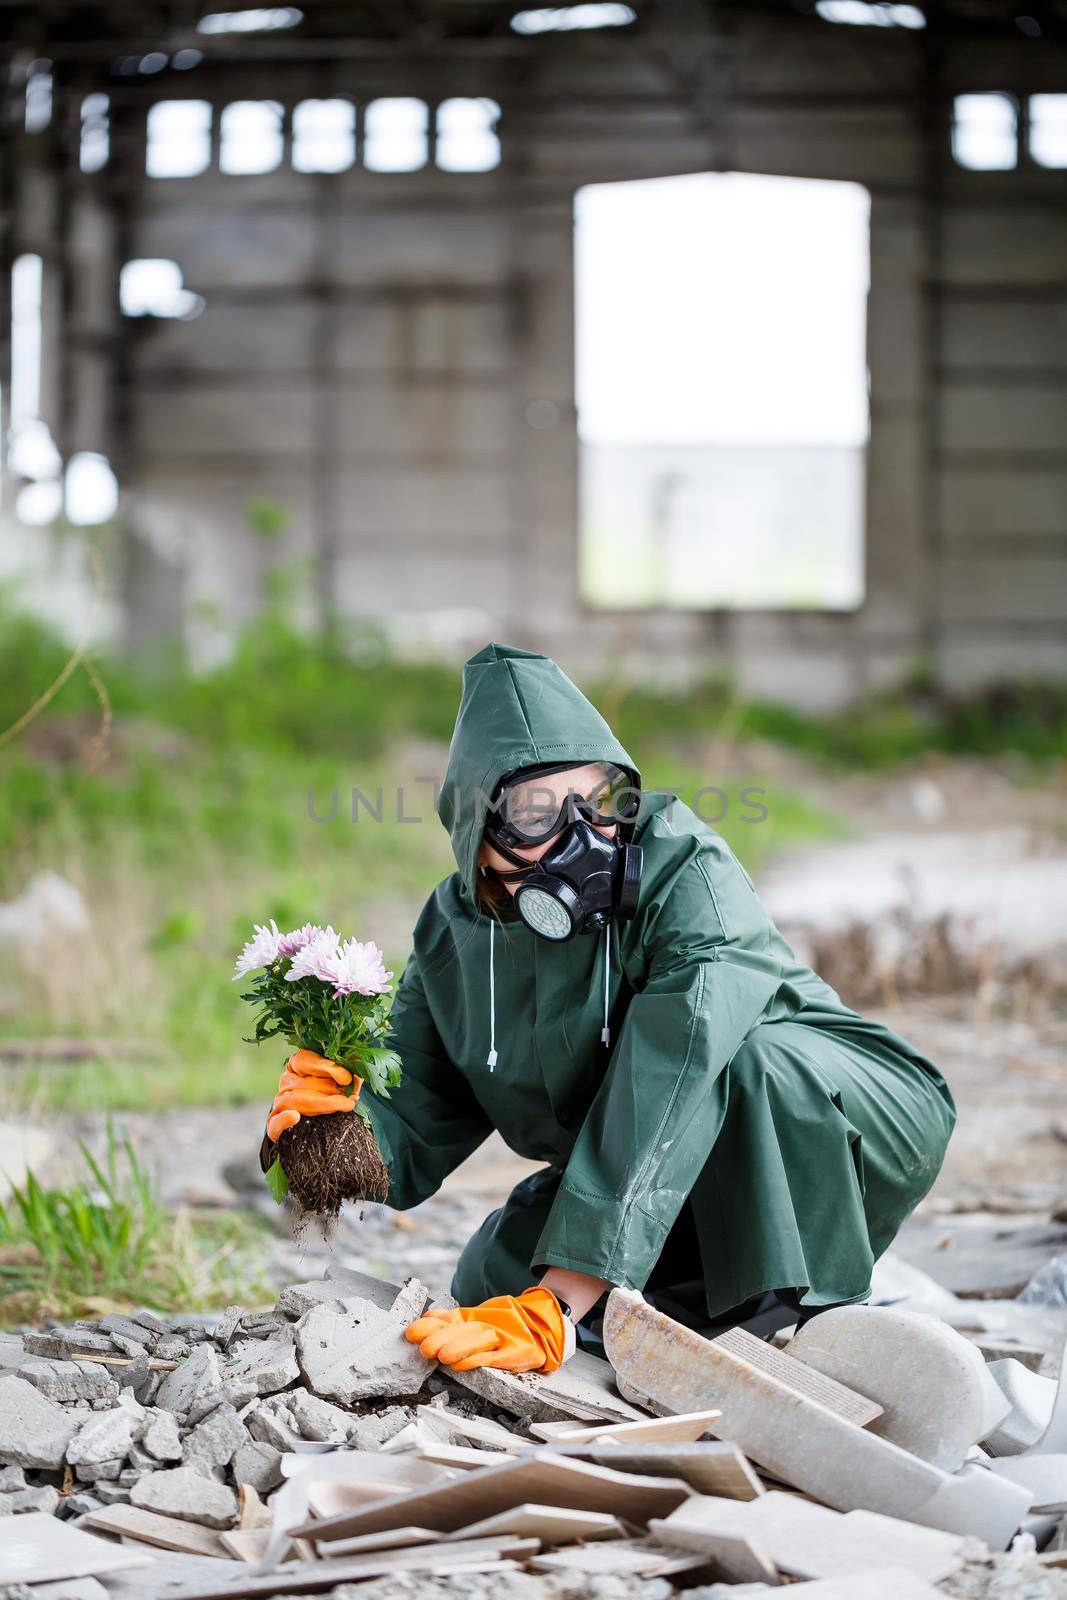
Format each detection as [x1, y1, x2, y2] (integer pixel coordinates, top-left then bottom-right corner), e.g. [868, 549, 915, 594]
[275, 1112, 389, 1221]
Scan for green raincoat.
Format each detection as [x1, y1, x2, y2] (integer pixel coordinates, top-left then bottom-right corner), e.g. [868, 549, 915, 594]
[364, 643, 955, 1320]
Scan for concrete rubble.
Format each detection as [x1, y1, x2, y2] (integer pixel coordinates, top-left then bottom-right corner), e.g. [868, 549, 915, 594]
[0, 1263, 1065, 1598]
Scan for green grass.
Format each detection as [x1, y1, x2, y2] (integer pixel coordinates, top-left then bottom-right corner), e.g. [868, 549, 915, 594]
[1, 594, 1062, 1115]
[0, 1127, 272, 1327]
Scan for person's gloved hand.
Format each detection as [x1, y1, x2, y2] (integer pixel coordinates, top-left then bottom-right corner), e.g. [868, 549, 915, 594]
[265, 1049, 361, 1143]
[405, 1287, 574, 1373]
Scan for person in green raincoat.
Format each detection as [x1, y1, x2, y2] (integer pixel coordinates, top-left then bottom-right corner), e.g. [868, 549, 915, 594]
[265, 643, 956, 1375]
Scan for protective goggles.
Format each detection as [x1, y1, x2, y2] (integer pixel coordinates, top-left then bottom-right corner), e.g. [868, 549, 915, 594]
[485, 760, 640, 850]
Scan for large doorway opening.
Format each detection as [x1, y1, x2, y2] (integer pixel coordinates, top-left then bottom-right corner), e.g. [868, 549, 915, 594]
[575, 171, 870, 610]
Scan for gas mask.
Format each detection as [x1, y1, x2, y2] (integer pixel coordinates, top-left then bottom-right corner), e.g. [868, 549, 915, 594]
[485, 817, 643, 942]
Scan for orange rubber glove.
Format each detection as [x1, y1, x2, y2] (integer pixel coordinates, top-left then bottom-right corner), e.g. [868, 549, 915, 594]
[405, 1287, 574, 1373]
[265, 1048, 362, 1143]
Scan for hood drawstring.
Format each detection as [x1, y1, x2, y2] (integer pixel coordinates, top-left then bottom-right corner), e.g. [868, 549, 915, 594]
[487, 914, 612, 1068]
[486, 916, 498, 1070]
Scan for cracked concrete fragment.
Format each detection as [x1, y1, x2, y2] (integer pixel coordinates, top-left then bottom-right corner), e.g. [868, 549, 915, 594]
[153, 1345, 222, 1416]
[130, 1464, 237, 1528]
[296, 1297, 432, 1403]
[0, 1375, 78, 1468]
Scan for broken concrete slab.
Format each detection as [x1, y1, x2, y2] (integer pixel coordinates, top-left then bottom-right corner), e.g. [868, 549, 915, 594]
[130, 1465, 238, 1529]
[451, 1347, 649, 1426]
[142, 1408, 183, 1462]
[211, 1306, 244, 1348]
[388, 1278, 431, 1325]
[184, 1405, 249, 1473]
[295, 1297, 431, 1403]
[221, 1339, 298, 1400]
[245, 1395, 302, 1451]
[0, 1333, 27, 1374]
[154, 1345, 222, 1416]
[19, 1358, 118, 1405]
[23, 1328, 118, 1361]
[985, 1359, 1056, 1456]
[0, 1374, 79, 1468]
[232, 1440, 283, 1495]
[271, 1266, 403, 1322]
[66, 1408, 133, 1469]
[347, 1405, 418, 1451]
[789, 1304, 1010, 1469]
[603, 1288, 1032, 1546]
[0, 1483, 61, 1514]
[284, 1389, 351, 1443]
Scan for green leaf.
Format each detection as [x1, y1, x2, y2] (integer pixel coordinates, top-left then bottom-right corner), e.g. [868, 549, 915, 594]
[263, 1157, 290, 1204]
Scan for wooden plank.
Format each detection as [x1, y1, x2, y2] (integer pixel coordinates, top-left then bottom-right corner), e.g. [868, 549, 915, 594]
[451, 1504, 623, 1544]
[713, 1328, 882, 1428]
[530, 1409, 721, 1446]
[160, 1537, 542, 1600]
[291, 1450, 692, 1544]
[82, 1504, 228, 1560]
[579, 1440, 764, 1500]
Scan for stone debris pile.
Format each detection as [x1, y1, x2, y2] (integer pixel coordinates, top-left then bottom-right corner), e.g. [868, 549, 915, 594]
[0, 1262, 1066, 1599]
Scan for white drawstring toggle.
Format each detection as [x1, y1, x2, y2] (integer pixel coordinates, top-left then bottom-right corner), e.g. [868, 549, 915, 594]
[486, 917, 498, 1070]
[600, 924, 612, 1047]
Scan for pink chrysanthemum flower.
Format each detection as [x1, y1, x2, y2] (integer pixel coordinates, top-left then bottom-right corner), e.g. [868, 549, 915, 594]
[284, 927, 341, 983]
[330, 938, 393, 998]
[277, 922, 325, 958]
[233, 919, 284, 979]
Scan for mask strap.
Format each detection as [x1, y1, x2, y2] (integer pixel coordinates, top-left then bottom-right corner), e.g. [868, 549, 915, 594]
[601, 923, 612, 1047]
[486, 917, 498, 1071]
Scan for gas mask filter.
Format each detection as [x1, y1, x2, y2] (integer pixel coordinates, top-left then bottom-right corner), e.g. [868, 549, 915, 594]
[487, 817, 643, 942]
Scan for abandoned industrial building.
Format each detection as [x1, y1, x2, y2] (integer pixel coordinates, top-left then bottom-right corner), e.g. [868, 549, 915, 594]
[2, 1, 1064, 704]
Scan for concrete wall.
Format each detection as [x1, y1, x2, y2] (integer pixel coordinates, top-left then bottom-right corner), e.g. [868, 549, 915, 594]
[4, 11, 1067, 706]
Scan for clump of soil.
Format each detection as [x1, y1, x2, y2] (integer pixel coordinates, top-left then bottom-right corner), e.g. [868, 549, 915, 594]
[275, 1112, 389, 1220]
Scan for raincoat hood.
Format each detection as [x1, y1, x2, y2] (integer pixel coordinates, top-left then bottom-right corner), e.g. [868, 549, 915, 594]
[437, 643, 640, 907]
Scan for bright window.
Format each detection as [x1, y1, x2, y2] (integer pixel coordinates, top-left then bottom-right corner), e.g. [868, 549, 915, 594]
[1029, 94, 1067, 167]
[952, 93, 1017, 170]
[147, 100, 212, 178]
[364, 98, 427, 172]
[292, 99, 355, 172]
[436, 99, 500, 172]
[220, 101, 284, 175]
[80, 93, 110, 172]
[575, 172, 870, 610]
